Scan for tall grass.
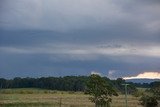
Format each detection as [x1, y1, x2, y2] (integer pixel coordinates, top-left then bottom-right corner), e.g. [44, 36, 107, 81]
[0, 88, 144, 107]
[0, 102, 55, 107]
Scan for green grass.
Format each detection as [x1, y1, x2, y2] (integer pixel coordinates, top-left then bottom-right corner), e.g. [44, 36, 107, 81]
[0, 88, 143, 107]
[0, 88, 59, 94]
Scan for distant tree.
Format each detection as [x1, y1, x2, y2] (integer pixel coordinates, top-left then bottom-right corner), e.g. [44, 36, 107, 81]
[0, 78, 6, 88]
[112, 78, 125, 93]
[86, 74, 118, 107]
[111, 78, 138, 94]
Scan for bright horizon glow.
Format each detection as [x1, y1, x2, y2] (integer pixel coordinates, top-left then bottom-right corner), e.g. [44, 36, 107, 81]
[123, 72, 160, 79]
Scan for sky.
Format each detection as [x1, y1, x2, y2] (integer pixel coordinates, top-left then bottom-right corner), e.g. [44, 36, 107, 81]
[0, 0, 160, 79]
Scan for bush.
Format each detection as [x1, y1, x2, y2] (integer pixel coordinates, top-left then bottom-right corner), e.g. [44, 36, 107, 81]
[51, 90, 57, 94]
[133, 91, 144, 97]
[68, 91, 75, 94]
[140, 95, 158, 107]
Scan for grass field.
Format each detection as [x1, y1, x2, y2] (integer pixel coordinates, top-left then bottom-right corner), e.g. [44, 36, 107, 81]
[0, 88, 144, 107]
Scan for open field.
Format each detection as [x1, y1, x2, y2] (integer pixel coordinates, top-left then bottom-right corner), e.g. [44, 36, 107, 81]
[0, 88, 144, 107]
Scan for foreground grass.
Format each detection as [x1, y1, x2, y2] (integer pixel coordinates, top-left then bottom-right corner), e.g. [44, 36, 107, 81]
[0, 88, 143, 107]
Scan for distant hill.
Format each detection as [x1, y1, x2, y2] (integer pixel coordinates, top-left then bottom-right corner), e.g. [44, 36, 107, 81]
[126, 78, 160, 84]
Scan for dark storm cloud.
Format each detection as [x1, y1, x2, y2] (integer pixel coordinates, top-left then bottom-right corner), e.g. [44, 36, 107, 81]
[1, 51, 160, 79]
[0, 0, 160, 78]
[1, 0, 160, 32]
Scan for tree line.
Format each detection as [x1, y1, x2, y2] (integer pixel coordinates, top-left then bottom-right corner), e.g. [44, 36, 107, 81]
[0, 76, 157, 93]
[0, 76, 87, 91]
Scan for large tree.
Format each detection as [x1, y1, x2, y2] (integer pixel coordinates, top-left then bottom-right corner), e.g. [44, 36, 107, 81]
[86, 74, 118, 107]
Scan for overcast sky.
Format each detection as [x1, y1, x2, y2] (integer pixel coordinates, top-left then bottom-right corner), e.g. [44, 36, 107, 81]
[0, 0, 160, 79]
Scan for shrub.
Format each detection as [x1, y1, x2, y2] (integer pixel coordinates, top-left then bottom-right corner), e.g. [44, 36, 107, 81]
[133, 90, 144, 97]
[51, 90, 57, 94]
[140, 95, 158, 107]
[68, 91, 75, 94]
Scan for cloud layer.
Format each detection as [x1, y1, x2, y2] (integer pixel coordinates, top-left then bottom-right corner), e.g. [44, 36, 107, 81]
[123, 72, 160, 79]
[0, 0, 160, 78]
